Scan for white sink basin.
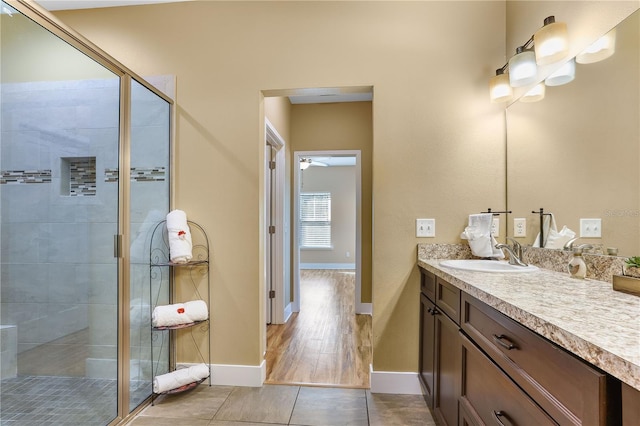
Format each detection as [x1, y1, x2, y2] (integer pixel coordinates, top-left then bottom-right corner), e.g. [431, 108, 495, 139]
[439, 259, 539, 273]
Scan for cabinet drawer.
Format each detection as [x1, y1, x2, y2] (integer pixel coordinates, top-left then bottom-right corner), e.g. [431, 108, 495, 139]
[461, 332, 557, 426]
[421, 268, 436, 301]
[436, 277, 460, 325]
[461, 293, 611, 425]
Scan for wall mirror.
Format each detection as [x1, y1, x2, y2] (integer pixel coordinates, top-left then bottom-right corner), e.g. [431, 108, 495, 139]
[506, 8, 640, 257]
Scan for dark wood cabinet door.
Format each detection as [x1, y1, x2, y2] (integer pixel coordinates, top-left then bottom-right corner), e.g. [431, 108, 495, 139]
[434, 306, 461, 426]
[622, 383, 640, 426]
[419, 293, 436, 408]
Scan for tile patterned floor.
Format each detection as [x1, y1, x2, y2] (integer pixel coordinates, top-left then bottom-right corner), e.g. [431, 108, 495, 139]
[0, 376, 150, 425]
[130, 384, 436, 426]
[1, 376, 118, 425]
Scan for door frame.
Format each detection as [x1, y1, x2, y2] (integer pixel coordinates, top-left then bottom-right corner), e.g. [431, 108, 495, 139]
[293, 150, 363, 314]
[265, 118, 288, 324]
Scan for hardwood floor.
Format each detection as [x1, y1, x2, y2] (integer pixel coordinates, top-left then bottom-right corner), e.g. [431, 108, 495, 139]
[265, 269, 372, 388]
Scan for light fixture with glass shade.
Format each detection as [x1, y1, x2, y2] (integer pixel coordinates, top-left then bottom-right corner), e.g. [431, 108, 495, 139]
[489, 14, 570, 102]
[534, 16, 569, 66]
[545, 58, 576, 86]
[576, 28, 616, 64]
[489, 67, 513, 103]
[299, 158, 311, 170]
[520, 82, 546, 103]
[509, 46, 538, 87]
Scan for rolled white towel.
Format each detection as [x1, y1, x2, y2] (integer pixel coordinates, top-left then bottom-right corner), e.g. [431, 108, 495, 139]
[153, 363, 210, 393]
[166, 210, 192, 264]
[152, 300, 208, 328]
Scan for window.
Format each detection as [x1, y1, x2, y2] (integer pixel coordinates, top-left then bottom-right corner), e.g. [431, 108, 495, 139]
[299, 192, 331, 248]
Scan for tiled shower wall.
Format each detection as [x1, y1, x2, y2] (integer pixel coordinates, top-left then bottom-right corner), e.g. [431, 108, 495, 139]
[1, 77, 170, 380]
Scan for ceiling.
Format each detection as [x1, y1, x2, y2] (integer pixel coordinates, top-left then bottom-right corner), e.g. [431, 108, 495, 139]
[37, 0, 190, 11]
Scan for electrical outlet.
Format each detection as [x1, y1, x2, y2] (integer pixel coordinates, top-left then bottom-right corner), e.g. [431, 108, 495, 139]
[580, 218, 602, 238]
[514, 218, 526, 237]
[491, 217, 500, 237]
[416, 219, 435, 237]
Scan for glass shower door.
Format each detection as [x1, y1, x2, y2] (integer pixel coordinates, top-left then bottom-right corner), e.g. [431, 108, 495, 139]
[1, 2, 120, 424]
[2, 2, 174, 424]
[128, 78, 171, 412]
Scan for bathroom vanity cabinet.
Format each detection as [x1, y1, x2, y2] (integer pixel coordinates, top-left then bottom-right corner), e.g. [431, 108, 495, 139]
[419, 267, 621, 425]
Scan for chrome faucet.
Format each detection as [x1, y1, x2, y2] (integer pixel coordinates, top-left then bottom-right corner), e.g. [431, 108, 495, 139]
[495, 237, 528, 266]
[563, 237, 580, 251]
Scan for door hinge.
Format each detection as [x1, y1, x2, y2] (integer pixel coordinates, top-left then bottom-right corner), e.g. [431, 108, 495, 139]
[113, 234, 122, 258]
[269, 290, 276, 299]
[269, 161, 276, 170]
[269, 225, 275, 234]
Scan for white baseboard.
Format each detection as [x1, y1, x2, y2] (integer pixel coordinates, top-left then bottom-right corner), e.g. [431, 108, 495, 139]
[356, 303, 372, 315]
[369, 364, 423, 395]
[284, 302, 293, 322]
[178, 360, 266, 387]
[300, 263, 356, 270]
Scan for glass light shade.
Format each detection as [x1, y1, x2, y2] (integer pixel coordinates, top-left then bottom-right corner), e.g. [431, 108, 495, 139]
[534, 17, 569, 65]
[509, 49, 538, 87]
[545, 58, 576, 86]
[576, 28, 616, 64]
[520, 83, 546, 103]
[300, 159, 311, 170]
[489, 72, 513, 103]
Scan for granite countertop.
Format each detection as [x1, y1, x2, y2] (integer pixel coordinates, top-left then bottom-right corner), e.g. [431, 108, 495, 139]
[417, 256, 640, 391]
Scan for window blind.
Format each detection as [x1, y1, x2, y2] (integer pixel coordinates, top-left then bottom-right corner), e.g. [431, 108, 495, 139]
[300, 192, 331, 248]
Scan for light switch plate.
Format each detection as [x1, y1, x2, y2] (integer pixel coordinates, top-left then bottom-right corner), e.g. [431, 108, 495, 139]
[580, 218, 602, 238]
[416, 219, 435, 237]
[514, 218, 526, 237]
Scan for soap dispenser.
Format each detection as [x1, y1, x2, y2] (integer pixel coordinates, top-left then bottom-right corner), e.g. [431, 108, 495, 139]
[568, 244, 592, 279]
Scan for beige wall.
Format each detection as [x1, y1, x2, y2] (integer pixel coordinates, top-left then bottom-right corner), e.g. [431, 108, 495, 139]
[56, 1, 507, 372]
[291, 101, 373, 303]
[300, 166, 356, 266]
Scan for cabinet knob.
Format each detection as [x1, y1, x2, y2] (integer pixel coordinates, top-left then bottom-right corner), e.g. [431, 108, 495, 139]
[429, 307, 439, 316]
[492, 334, 517, 350]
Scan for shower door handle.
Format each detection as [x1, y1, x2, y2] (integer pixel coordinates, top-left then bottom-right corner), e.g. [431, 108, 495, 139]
[114, 234, 122, 258]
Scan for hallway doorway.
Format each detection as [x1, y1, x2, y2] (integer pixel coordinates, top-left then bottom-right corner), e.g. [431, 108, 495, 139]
[262, 92, 373, 389]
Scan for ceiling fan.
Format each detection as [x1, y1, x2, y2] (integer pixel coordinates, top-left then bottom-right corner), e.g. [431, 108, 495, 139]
[299, 158, 328, 170]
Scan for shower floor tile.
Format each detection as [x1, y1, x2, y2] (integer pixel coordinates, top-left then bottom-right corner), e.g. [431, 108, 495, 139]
[0, 376, 149, 426]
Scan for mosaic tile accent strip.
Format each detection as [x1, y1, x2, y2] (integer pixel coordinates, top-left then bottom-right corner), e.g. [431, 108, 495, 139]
[104, 168, 118, 183]
[0, 170, 52, 185]
[132, 166, 166, 182]
[104, 167, 166, 182]
[68, 157, 96, 197]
